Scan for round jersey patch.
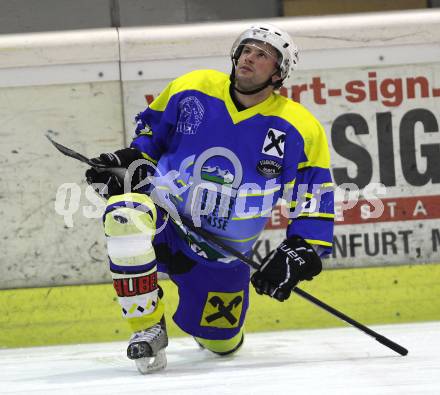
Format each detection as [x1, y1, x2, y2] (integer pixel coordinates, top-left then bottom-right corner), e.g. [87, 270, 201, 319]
[256, 159, 282, 178]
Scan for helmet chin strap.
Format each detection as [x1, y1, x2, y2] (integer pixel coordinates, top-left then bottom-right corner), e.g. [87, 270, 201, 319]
[230, 61, 279, 95]
[233, 77, 275, 95]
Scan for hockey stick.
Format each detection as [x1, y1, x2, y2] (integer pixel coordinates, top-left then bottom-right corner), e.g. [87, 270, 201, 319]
[177, 215, 408, 357]
[46, 134, 106, 168]
[47, 134, 127, 178]
[47, 136, 408, 356]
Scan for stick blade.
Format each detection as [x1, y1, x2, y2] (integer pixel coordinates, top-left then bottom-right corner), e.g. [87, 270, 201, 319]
[46, 134, 106, 168]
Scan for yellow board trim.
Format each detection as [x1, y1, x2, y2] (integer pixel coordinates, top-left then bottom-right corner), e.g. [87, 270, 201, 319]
[0, 264, 439, 348]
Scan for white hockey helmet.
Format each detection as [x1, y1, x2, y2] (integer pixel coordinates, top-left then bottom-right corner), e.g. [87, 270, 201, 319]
[230, 23, 299, 83]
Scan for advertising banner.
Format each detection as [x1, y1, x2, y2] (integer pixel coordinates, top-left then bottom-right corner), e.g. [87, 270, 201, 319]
[123, 62, 440, 268]
[2, 12, 439, 289]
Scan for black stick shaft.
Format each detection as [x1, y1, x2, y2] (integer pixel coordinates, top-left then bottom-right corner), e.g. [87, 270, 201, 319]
[179, 215, 408, 356]
[292, 287, 408, 356]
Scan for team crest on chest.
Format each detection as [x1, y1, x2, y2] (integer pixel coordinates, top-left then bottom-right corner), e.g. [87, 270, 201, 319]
[177, 96, 205, 135]
[262, 128, 286, 158]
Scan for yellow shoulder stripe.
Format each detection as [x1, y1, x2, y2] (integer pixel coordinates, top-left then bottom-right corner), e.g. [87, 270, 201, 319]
[150, 70, 228, 112]
[149, 70, 279, 125]
[265, 96, 331, 169]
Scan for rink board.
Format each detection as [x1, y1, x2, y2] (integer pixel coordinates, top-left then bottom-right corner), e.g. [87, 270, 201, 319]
[0, 13, 439, 350]
[1, 12, 440, 290]
[0, 263, 439, 348]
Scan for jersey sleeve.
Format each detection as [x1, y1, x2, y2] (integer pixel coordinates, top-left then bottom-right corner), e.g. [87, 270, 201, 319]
[129, 81, 178, 164]
[284, 118, 334, 256]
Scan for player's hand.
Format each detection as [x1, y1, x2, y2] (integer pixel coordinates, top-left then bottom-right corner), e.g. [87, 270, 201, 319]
[85, 148, 148, 199]
[251, 236, 322, 301]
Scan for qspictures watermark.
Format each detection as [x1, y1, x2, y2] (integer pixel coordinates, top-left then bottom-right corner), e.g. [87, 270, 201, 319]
[54, 177, 387, 231]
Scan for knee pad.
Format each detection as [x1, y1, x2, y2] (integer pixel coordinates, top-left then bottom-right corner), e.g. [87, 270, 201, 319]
[105, 193, 164, 329]
[104, 193, 157, 267]
[194, 329, 244, 356]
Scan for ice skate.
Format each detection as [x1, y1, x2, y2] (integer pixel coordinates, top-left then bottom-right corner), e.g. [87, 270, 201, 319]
[127, 317, 168, 374]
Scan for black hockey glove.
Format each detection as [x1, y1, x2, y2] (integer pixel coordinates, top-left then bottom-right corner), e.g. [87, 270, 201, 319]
[251, 236, 322, 302]
[85, 148, 149, 199]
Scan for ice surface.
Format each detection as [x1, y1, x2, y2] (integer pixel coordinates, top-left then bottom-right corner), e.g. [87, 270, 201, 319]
[0, 322, 439, 395]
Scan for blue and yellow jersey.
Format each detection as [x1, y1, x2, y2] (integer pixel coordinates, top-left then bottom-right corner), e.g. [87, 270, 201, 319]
[131, 70, 334, 258]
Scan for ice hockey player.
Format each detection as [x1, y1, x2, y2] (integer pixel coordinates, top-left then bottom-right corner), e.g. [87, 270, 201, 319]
[86, 23, 334, 374]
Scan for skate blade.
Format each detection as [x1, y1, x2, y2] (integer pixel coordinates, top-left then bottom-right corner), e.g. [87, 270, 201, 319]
[134, 349, 167, 374]
[127, 342, 152, 359]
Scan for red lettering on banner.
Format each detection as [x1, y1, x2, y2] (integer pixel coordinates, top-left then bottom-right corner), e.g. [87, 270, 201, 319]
[265, 205, 289, 229]
[292, 83, 308, 102]
[328, 89, 342, 97]
[145, 72, 440, 106]
[339, 195, 440, 224]
[368, 72, 378, 101]
[380, 78, 403, 106]
[309, 77, 326, 105]
[113, 272, 158, 297]
[345, 80, 366, 103]
[288, 71, 440, 106]
[264, 195, 440, 230]
[279, 86, 288, 97]
[145, 95, 155, 104]
[407, 77, 429, 98]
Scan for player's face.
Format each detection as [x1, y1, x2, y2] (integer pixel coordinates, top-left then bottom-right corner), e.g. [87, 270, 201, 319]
[235, 41, 281, 91]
